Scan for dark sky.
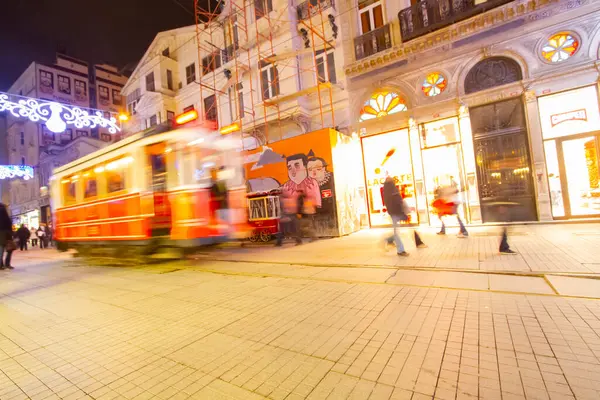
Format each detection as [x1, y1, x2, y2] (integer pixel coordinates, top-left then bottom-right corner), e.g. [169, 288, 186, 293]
[0, 0, 198, 91]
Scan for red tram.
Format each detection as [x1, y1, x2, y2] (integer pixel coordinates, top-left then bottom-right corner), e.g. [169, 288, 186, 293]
[50, 117, 249, 258]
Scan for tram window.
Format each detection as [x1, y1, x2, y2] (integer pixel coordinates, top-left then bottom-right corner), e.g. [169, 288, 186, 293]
[83, 171, 97, 198]
[62, 177, 77, 205]
[107, 169, 125, 193]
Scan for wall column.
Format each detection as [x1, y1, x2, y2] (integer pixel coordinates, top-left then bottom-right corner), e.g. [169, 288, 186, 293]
[524, 90, 552, 221]
[458, 105, 482, 223]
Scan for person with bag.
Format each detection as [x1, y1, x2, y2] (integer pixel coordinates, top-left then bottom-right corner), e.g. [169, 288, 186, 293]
[382, 175, 426, 256]
[0, 204, 15, 269]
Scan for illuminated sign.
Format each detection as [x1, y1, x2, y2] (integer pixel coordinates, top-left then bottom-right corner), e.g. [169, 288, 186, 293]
[175, 109, 198, 125]
[220, 122, 240, 135]
[0, 93, 120, 134]
[0, 165, 34, 180]
[550, 109, 587, 127]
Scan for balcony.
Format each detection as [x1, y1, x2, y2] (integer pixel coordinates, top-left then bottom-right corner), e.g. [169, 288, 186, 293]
[399, 0, 513, 42]
[297, 0, 334, 20]
[354, 24, 392, 61]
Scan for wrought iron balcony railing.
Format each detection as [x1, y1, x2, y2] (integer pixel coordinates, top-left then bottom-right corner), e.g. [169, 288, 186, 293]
[354, 24, 392, 61]
[297, 0, 334, 20]
[399, 0, 513, 42]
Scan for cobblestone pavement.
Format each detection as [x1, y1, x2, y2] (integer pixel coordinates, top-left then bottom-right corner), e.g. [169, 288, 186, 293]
[200, 224, 600, 274]
[0, 249, 599, 400]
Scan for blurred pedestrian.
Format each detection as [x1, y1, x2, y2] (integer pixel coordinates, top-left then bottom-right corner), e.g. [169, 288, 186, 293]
[46, 224, 53, 247]
[30, 226, 38, 247]
[16, 224, 30, 251]
[301, 187, 318, 241]
[382, 175, 426, 256]
[276, 191, 302, 246]
[498, 205, 517, 255]
[0, 204, 15, 269]
[434, 177, 468, 238]
[37, 227, 46, 249]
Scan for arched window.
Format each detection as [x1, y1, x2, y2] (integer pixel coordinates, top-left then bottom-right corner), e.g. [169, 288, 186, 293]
[359, 91, 407, 121]
[464, 57, 523, 95]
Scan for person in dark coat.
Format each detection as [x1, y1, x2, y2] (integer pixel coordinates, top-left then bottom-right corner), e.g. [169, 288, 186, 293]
[16, 224, 30, 251]
[382, 175, 426, 256]
[0, 204, 15, 269]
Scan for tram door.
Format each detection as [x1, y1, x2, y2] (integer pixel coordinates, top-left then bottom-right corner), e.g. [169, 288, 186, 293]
[146, 143, 172, 237]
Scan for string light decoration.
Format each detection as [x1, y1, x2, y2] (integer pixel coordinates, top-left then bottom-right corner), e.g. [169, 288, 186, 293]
[0, 166, 34, 180]
[0, 93, 121, 134]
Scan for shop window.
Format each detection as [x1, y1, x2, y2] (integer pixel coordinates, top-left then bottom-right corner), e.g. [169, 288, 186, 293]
[361, 129, 417, 226]
[83, 170, 97, 199]
[541, 32, 579, 63]
[464, 57, 522, 95]
[420, 117, 460, 148]
[359, 91, 407, 122]
[421, 73, 447, 97]
[62, 176, 78, 205]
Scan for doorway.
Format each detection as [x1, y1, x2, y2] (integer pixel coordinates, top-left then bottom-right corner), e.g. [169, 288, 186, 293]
[421, 144, 468, 226]
[547, 134, 600, 218]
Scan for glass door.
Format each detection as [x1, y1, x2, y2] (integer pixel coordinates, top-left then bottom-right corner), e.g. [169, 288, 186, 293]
[560, 136, 600, 216]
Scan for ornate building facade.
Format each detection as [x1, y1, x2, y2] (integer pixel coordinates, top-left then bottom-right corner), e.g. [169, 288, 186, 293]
[338, 0, 600, 227]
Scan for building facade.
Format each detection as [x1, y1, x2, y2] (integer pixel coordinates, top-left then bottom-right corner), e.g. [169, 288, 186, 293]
[121, 0, 349, 149]
[338, 0, 600, 227]
[5, 54, 126, 227]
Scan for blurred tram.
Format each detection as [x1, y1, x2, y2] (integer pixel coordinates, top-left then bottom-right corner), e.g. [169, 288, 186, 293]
[50, 111, 249, 259]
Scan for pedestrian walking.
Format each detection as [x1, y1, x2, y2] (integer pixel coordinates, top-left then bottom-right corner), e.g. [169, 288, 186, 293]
[46, 224, 53, 247]
[0, 204, 15, 269]
[30, 227, 38, 247]
[300, 188, 318, 241]
[382, 175, 426, 256]
[16, 224, 30, 251]
[497, 204, 517, 255]
[37, 227, 46, 249]
[433, 177, 468, 238]
[276, 191, 302, 246]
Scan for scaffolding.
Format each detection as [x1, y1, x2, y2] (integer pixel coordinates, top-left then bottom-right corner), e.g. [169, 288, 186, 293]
[193, 0, 337, 149]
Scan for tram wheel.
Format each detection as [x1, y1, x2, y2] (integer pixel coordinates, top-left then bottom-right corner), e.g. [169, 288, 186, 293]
[260, 231, 271, 242]
[249, 230, 260, 242]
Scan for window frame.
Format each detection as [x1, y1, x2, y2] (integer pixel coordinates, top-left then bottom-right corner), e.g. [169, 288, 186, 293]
[315, 48, 336, 84]
[255, 0, 273, 20]
[82, 169, 98, 199]
[260, 60, 280, 100]
[39, 70, 54, 89]
[57, 74, 71, 95]
[186, 63, 196, 85]
[98, 85, 110, 103]
[166, 69, 174, 91]
[146, 72, 155, 92]
[228, 82, 244, 122]
[74, 79, 87, 99]
[112, 89, 122, 105]
[358, 0, 384, 35]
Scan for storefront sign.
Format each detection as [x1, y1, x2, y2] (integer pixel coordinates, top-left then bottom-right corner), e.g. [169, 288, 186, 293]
[321, 189, 332, 198]
[538, 86, 600, 139]
[550, 109, 587, 127]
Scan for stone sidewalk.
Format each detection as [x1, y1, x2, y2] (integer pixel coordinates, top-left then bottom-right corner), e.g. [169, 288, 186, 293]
[0, 252, 600, 399]
[198, 223, 600, 274]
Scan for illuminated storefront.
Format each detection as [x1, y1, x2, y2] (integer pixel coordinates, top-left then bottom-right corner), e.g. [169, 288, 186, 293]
[539, 85, 600, 219]
[358, 91, 476, 228]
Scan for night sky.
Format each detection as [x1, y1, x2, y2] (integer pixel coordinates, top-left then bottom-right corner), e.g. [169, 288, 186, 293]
[0, 0, 199, 91]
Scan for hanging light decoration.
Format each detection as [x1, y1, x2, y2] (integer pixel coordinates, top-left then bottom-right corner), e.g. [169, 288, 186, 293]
[0, 166, 34, 180]
[0, 93, 121, 134]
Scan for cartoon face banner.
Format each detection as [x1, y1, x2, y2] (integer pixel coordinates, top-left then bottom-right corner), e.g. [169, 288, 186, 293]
[243, 128, 338, 237]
